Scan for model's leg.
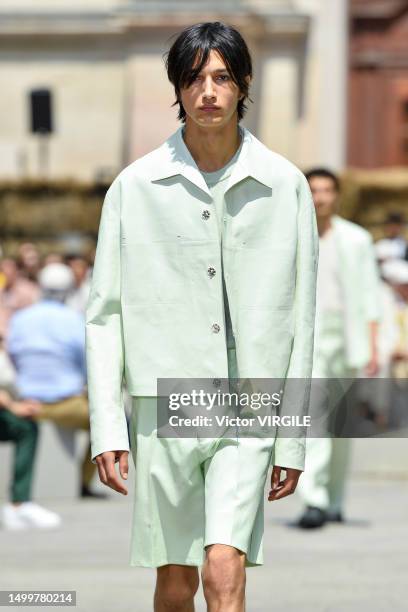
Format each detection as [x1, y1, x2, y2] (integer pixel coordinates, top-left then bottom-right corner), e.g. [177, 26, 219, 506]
[296, 312, 347, 527]
[296, 436, 331, 510]
[154, 564, 199, 612]
[201, 544, 246, 612]
[327, 436, 352, 515]
[326, 366, 357, 517]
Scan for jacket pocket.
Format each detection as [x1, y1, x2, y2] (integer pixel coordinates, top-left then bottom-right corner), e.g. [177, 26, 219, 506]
[234, 245, 296, 309]
[121, 240, 184, 305]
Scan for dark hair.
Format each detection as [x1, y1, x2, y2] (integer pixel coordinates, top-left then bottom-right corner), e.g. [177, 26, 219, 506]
[164, 21, 253, 123]
[304, 167, 340, 192]
[385, 211, 405, 225]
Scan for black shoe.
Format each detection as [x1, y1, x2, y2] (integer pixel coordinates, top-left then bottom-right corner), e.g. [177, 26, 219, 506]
[326, 510, 344, 523]
[296, 506, 327, 529]
[80, 485, 108, 499]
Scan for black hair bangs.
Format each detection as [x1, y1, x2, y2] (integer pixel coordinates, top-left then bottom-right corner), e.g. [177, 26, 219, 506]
[164, 22, 253, 122]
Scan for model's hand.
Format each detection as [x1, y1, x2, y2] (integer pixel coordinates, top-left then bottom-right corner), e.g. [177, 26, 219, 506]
[96, 450, 129, 495]
[268, 465, 302, 502]
[364, 354, 379, 377]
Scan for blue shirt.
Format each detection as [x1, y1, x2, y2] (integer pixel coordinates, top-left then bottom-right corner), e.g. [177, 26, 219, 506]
[6, 299, 87, 402]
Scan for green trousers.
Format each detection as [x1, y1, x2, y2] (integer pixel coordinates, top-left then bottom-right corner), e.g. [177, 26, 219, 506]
[0, 408, 38, 503]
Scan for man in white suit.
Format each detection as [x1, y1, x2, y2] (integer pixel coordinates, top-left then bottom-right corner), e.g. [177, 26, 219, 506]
[295, 168, 381, 528]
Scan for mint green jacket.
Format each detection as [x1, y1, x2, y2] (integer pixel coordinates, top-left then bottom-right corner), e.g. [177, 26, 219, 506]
[85, 125, 319, 470]
[330, 215, 381, 368]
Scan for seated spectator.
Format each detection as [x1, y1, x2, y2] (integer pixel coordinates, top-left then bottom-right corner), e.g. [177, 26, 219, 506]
[65, 254, 91, 314]
[5, 263, 107, 499]
[0, 258, 41, 340]
[0, 388, 61, 530]
[17, 243, 42, 282]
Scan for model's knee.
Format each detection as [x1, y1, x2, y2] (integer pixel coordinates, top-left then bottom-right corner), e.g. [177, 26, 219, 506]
[202, 544, 246, 603]
[155, 565, 199, 609]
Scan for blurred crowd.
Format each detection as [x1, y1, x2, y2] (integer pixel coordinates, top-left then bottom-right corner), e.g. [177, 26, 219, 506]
[0, 206, 408, 532]
[371, 212, 408, 387]
[0, 243, 108, 530]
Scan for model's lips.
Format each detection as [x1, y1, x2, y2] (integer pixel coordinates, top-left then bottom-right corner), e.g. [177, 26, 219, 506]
[200, 106, 220, 111]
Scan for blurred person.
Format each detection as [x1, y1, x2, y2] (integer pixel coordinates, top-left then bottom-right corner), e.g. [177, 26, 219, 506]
[295, 168, 381, 529]
[65, 254, 91, 314]
[0, 258, 41, 393]
[381, 259, 408, 381]
[6, 263, 105, 499]
[0, 388, 61, 530]
[356, 260, 400, 429]
[43, 252, 64, 265]
[17, 242, 42, 282]
[86, 21, 318, 611]
[0, 258, 41, 339]
[375, 212, 408, 262]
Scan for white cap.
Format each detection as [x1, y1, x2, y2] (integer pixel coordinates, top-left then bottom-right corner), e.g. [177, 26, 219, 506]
[381, 259, 408, 285]
[38, 263, 75, 292]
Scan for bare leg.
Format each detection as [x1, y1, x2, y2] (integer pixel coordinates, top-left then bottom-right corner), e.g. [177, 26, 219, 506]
[154, 564, 200, 612]
[201, 544, 246, 612]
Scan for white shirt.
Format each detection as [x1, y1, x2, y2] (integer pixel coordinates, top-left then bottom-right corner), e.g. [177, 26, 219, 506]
[316, 225, 344, 317]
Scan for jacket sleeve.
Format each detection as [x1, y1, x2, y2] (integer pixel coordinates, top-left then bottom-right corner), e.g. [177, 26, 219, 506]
[270, 171, 319, 471]
[85, 178, 130, 464]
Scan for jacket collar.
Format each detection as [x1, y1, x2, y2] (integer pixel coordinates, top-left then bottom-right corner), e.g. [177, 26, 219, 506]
[148, 124, 275, 198]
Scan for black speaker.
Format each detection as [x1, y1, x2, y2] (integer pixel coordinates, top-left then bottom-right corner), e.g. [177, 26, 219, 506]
[30, 88, 53, 134]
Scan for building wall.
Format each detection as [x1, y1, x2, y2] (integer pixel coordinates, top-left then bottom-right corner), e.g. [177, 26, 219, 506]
[0, 45, 125, 182]
[0, 0, 348, 181]
[348, 0, 408, 168]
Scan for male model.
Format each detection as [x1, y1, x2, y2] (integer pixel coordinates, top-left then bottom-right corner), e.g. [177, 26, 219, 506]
[86, 22, 318, 611]
[295, 168, 380, 529]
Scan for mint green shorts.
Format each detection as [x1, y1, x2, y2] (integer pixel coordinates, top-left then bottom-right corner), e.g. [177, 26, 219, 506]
[128, 348, 275, 568]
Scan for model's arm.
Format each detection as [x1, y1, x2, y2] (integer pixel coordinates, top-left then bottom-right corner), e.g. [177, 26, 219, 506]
[85, 178, 129, 494]
[269, 172, 319, 477]
[0, 387, 41, 418]
[361, 234, 381, 376]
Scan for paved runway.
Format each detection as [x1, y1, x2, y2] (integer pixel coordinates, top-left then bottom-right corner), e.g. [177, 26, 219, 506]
[1, 470, 407, 611]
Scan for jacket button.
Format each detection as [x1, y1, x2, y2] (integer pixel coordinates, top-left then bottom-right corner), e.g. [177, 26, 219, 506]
[211, 323, 221, 333]
[207, 266, 216, 278]
[202, 209, 210, 220]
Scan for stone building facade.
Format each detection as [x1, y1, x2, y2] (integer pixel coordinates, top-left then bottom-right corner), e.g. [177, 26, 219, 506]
[0, 0, 348, 183]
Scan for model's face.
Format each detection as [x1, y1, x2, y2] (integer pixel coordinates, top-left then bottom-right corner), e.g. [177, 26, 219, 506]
[308, 176, 339, 220]
[179, 49, 248, 128]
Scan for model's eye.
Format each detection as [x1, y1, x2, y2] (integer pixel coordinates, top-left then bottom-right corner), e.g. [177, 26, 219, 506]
[217, 75, 230, 81]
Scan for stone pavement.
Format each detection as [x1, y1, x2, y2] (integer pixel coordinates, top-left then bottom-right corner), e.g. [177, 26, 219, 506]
[1, 468, 407, 612]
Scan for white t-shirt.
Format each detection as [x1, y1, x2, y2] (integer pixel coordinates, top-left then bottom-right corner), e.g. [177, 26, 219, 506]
[316, 225, 344, 317]
[199, 129, 244, 350]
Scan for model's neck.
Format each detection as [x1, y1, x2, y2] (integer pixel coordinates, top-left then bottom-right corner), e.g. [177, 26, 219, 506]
[182, 117, 242, 173]
[317, 215, 334, 237]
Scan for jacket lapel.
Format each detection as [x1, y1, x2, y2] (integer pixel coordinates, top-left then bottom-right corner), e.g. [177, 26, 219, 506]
[148, 124, 275, 199]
